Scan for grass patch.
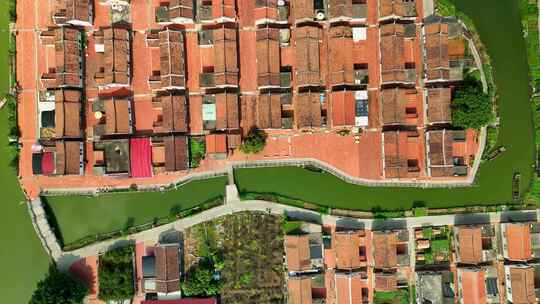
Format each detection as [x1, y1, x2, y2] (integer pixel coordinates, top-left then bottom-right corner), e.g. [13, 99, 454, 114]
[374, 289, 410, 304]
[43, 177, 227, 246]
[519, 0, 540, 90]
[422, 228, 433, 239]
[189, 136, 205, 168]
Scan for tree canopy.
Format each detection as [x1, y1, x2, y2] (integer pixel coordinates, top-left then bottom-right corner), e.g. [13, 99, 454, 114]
[451, 82, 493, 129]
[181, 259, 223, 297]
[29, 265, 88, 304]
[240, 128, 268, 154]
[98, 245, 134, 301]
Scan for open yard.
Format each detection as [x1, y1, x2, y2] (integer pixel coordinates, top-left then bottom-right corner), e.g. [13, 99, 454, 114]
[43, 176, 227, 246]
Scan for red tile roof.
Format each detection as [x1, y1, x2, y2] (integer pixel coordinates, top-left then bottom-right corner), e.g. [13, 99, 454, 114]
[328, 26, 354, 86]
[205, 134, 227, 154]
[294, 91, 322, 129]
[424, 21, 450, 81]
[53, 0, 92, 25]
[212, 0, 236, 20]
[215, 92, 239, 130]
[331, 90, 356, 127]
[257, 92, 282, 129]
[284, 235, 311, 272]
[508, 266, 536, 304]
[164, 135, 188, 172]
[459, 269, 487, 304]
[292, 0, 314, 21]
[373, 232, 398, 268]
[334, 231, 363, 270]
[375, 273, 397, 292]
[295, 26, 321, 87]
[55, 89, 82, 138]
[287, 277, 312, 304]
[426, 88, 451, 124]
[379, 0, 417, 19]
[54, 27, 82, 87]
[214, 27, 239, 86]
[335, 273, 363, 304]
[155, 244, 180, 294]
[456, 227, 483, 264]
[380, 24, 406, 83]
[55, 140, 82, 175]
[155, 93, 188, 133]
[142, 298, 216, 304]
[380, 88, 416, 126]
[504, 223, 532, 261]
[104, 97, 132, 134]
[159, 29, 186, 88]
[328, 0, 353, 20]
[427, 130, 454, 177]
[103, 28, 131, 86]
[166, 0, 195, 21]
[254, 0, 278, 22]
[383, 130, 420, 178]
[130, 138, 153, 178]
[256, 28, 281, 88]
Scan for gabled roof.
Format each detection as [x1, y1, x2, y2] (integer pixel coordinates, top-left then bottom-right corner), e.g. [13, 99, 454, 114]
[104, 97, 132, 134]
[426, 88, 451, 124]
[427, 130, 454, 177]
[292, 0, 314, 21]
[334, 231, 362, 270]
[331, 91, 356, 127]
[103, 27, 130, 85]
[504, 223, 532, 261]
[167, 0, 194, 21]
[155, 244, 180, 294]
[295, 26, 321, 87]
[254, 0, 278, 22]
[159, 29, 186, 89]
[456, 227, 483, 264]
[256, 93, 282, 129]
[54, 27, 82, 87]
[380, 24, 406, 83]
[256, 28, 281, 88]
[54, 0, 92, 25]
[284, 235, 311, 272]
[287, 277, 312, 304]
[373, 232, 398, 268]
[379, 0, 417, 19]
[294, 91, 322, 129]
[459, 268, 487, 304]
[55, 89, 82, 138]
[383, 131, 410, 178]
[380, 88, 416, 126]
[424, 21, 450, 81]
[205, 134, 227, 154]
[212, 0, 236, 20]
[164, 135, 188, 172]
[215, 92, 239, 130]
[328, 26, 354, 86]
[335, 273, 363, 304]
[159, 93, 188, 133]
[130, 138, 153, 178]
[214, 27, 238, 87]
[328, 0, 353, 20]
[375, 273, 397, 292]
[508, 266, 536, 304]
[55, 140, 82, 175]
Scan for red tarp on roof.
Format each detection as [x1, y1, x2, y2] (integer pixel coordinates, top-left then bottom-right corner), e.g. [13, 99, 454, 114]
[130, 138, 153, 178]
[141, 299, 217, 304]
[42, 152, 55, 175]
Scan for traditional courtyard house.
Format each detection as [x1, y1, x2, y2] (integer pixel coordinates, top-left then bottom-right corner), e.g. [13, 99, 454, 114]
[284, 234, 324, 273]
[287, 276, 313, 304]
[294, 91, 324, 129]
[372, 230, 409, 269]
[328, 25, 355, 87]
[425, 87, 452, 125]
[334, 272, 366, 304]
[257, 27, 281, 89]
[152, 135, 189, 173]
[201, 92, 239, 131]
[330, 90, 369, 128]
[40, 27, 83, 89]
[295, 25, 322, 87]
[333, 230, 367, 270]
[93, 97, 133, 136]
[159, 29, 186, 90]
[379, 23, 416, 85]
[94, 27, 131, 88]
[382, 130, 422, 178]
[240, 93, 283, 131]
[457, 267, 500, 304]
[503, 265, 540, 304]
[38, 89, 82, 140]
[141, 243, 182, 300]
[378, 0, 417, 21]
[380, 88, 419, 127]
[501, 222, 540, 261]
[155, 0, 195, 24]
[254, 0, 279, 25]
[426, 129, 470, 177]
[53, 0, 93, 26]
[199, 26, 238, 88]
[453, 225, 496, 265]
[152, 92, 188, 134]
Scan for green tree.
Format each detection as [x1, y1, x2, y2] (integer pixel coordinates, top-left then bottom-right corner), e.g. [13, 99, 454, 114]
[181, 260, 222, 297]
[451, 82, 493, 129]
[240, 127, 268, 154]
[29, 265, 88, 304]
[98, 246, 134, 301]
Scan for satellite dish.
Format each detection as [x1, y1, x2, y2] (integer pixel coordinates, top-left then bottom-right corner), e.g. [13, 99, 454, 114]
[316, 10, 325, 20]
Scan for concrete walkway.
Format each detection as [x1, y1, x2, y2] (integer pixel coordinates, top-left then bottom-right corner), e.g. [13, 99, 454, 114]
[54, 197, 540, 270]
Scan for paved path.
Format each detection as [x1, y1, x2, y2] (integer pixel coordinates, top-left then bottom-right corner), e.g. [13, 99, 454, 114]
[55, 197, 540, 270]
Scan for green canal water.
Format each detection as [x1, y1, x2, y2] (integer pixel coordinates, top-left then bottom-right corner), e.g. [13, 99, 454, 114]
[0, 0, 535, 302]
[235, 0, 536, 210]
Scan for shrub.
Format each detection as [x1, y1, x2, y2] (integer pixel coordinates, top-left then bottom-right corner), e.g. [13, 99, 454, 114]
[240, 127, 267, 154]
[182, 259, 222, 297]
[451, 82, 493, 129]
[98, 246, 134, 301]
[30, 265, 88, 304]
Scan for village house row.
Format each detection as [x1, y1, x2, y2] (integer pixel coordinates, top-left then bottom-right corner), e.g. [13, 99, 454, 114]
[28, 0, 475, 180]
